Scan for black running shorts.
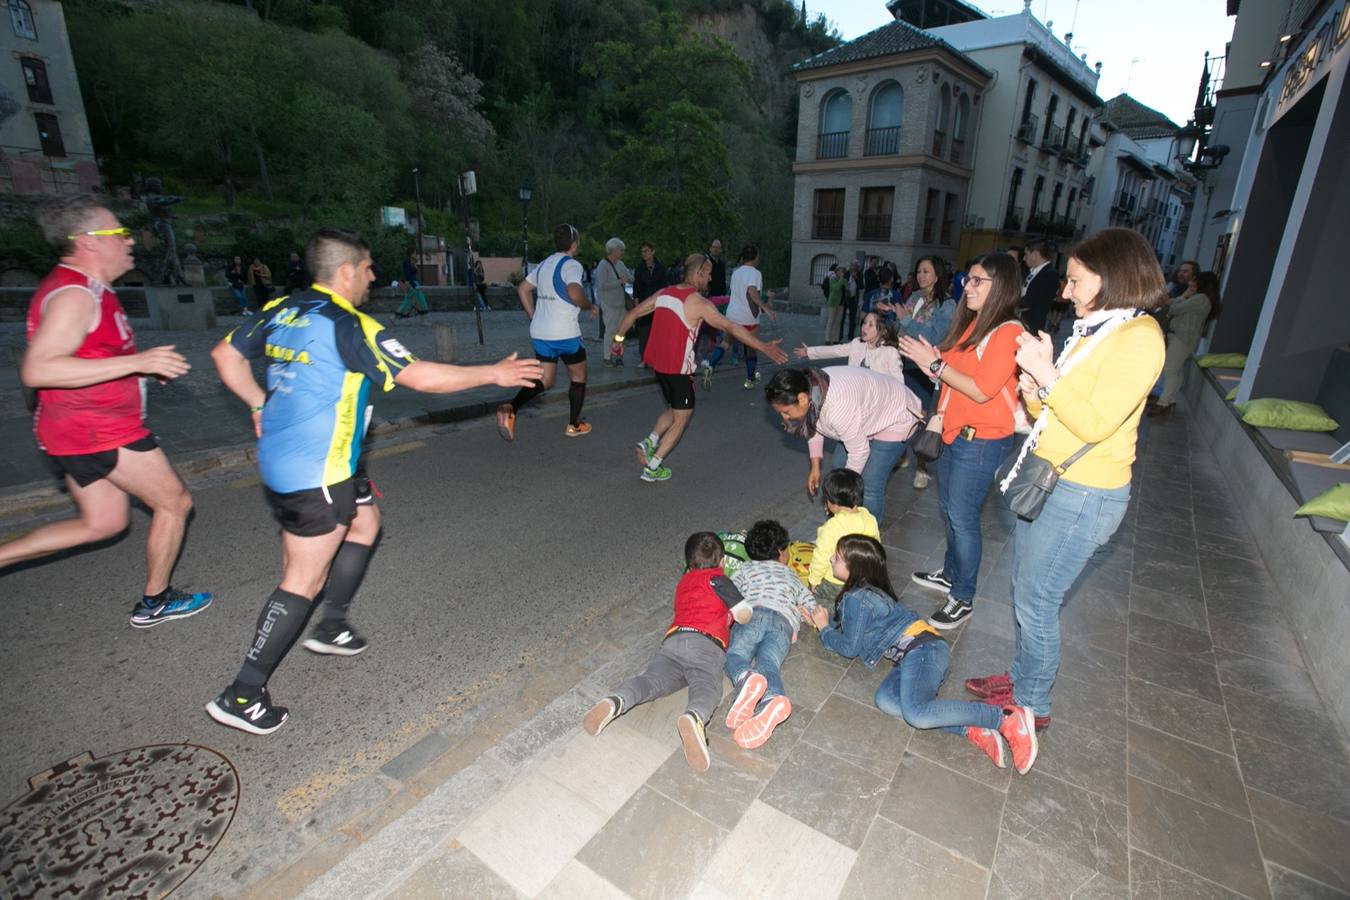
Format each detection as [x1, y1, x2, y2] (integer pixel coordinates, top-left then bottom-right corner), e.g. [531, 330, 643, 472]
[49, 434, 160, 488]
[264, 477, 359, 537]
[655, 372, 696, 411]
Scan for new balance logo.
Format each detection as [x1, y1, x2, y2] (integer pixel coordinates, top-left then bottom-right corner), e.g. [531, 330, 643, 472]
[244, 701, 266, 722]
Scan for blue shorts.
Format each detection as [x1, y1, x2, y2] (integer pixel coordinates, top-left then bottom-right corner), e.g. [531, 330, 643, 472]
[531, 337, 586, 364]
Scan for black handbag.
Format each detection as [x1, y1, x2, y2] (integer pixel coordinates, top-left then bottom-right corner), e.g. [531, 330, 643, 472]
[909, 379, 949, 462]
[995, 439, 1096, 521]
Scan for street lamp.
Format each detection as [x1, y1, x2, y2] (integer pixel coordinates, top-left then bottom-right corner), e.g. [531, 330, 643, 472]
[1175, 123, 1202, 167]
[518, 182, 533, 274]
[412, 167, 425, 271]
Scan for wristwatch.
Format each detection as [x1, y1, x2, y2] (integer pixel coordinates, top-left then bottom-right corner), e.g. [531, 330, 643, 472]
[1036, 383, 1054, 402]
[928, 357, 944, 375]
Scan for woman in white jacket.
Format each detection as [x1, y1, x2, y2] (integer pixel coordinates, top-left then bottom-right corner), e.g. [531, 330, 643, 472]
[792, 311, 904, 381]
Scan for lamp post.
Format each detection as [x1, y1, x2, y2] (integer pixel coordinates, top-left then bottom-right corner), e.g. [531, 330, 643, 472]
[518, 182, 533, 276]
[412, 167, 425, 272]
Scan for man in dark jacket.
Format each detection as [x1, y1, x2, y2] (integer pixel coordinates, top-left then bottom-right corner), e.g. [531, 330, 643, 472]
[1019, 240, 1060, 335]
[633, 242, 667, 363]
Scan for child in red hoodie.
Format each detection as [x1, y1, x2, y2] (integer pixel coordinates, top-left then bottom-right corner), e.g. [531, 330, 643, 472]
[583, 532, 751, 773]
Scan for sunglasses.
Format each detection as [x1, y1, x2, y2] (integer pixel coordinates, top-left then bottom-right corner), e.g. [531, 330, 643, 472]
[68, 227, 132, 239]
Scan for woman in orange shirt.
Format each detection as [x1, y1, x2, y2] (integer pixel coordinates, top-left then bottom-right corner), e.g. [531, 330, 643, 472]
[897, 253, 1024, 629]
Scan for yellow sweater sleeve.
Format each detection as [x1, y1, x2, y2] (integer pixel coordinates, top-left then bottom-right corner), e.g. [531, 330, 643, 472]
[1045, 320, 1165, 443]
[810, 509, 880, 586]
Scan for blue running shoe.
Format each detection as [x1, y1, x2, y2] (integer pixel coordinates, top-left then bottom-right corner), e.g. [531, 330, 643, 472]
[130, 587, 213, 628]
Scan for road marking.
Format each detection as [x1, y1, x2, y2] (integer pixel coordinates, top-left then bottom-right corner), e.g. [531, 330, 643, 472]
[368, 440, 426, 460]
[229, 475, 261, 490]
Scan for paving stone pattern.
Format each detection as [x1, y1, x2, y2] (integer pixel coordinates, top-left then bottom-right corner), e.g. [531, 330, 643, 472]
[299, 411, 1350, 900]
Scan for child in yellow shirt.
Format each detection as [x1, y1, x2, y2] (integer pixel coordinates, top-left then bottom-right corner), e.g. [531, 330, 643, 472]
[808, 469, 880, 604]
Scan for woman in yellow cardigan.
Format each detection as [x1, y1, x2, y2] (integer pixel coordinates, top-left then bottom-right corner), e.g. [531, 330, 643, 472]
[965, 228, 1165, 728]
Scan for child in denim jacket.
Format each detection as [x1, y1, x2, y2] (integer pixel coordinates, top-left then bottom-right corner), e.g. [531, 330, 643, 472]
[800, 534, 1039, 773]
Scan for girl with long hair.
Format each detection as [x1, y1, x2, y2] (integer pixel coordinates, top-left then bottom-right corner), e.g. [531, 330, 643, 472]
[897, 252, 1025, 629]
[799, 535, 1038, 774]
[792, 311, 903, 380]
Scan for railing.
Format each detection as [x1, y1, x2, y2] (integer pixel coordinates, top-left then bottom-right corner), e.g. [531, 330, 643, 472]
[1003, 205, 1024, 231]
[813, 214, 844, 240]
[857, 213, 892, 242]
[816, 131, 849, 159]
[950, 138, 965, 165]
[1043, 124, 1065, 152]
[931, 130, 947, 157]
[1016, 114, 1038, 144]
[864, 126, 901, 156]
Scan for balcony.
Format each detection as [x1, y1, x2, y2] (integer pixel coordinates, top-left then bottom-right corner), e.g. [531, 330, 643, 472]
[813, 214, 843, 240]
[864, 126, 900, 156]
[931, 130, 947, 157]
[949, 138, 965, 166]
[1042, 124, 1065, 153]
[857, 213, 892, 242]
[816, 131, 849, 160]
[1002, 205, 1024, 232]
[1016, 114, 1038, 144]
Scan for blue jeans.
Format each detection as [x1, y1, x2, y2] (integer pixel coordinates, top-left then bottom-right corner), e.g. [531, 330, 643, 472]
[724, 609, 794, 704]
[831, 438, 909, 521]
[229, 285, 250, 310]
[937, 434, 1014, 603]
[1010, 478, 1131, 716]
[875, 639, 1002, 734]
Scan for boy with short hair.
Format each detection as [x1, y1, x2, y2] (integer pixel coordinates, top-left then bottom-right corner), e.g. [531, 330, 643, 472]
[583, 532, 751, 773]
[724, 520, 818, 749]
[808, 468, 880, 604]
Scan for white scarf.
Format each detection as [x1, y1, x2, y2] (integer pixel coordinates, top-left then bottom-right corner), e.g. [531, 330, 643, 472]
[997, 308, 1147, 493]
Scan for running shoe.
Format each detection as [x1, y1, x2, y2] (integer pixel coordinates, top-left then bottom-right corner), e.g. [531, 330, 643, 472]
[205, 685, 289, 735]
[999, 705, 1039, 774]
[583, 696, 623, 736]
[496, 404, 516, 442]
[677, 711, 711, 773]
[965, 726, 1007, 768]
[732, 695, 792, 750]
[301, 621, 369, 656]
[725, 672, 767, 730]
[635, 435, 658, 466]
[929, 598, 972, 630]
[640, 464, 672, 482]
[130, 588, 213, 628]
[964, 672, 1012, 699]
[742, 379, 756, 389]
[564, 421, 593, 437]
[701, 360, 714, 391]
[911, 571, 953, 593]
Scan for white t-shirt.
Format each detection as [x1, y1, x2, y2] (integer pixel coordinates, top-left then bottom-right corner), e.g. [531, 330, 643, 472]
[725, 265, 764, 326]
[526, 252, 585, 340]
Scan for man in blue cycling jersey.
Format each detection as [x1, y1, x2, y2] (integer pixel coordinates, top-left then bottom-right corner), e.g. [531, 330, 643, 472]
[206, 228, 541, 735]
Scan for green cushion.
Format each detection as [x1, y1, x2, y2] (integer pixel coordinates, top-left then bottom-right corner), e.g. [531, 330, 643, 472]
[1197, 353, 1248, 368]
[1237, 399, 1339, 432]
[1225, 387, 1238, 401]
[1295, 483, 1350, 522]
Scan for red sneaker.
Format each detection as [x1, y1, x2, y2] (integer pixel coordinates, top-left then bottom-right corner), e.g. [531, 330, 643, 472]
[733, 695, 792, 750]
[965, 726, 1006, 769]
[965, 672, 1012, 699]
[725, 672, 767, 730]
[496, 404, 516, 442]
[999, 706, 1039, 775]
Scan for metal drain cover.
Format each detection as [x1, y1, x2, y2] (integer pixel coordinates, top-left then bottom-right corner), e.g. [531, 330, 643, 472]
[1, 744, 239, 898]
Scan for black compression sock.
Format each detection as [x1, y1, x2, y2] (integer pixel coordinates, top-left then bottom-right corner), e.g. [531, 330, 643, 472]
[568, 382, 586, 426]
[319, 540, 375, 624]
[234, 588, 311, 691]
[510, 379, 546, 411]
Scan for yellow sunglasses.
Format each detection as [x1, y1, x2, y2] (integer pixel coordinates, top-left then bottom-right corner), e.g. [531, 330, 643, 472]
[68, 227, 132, 239]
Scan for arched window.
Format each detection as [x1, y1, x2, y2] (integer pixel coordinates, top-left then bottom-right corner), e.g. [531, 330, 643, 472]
[817, 90, 852, 159]
[810, 254, 839, 286]
[951, 92, 971, 163]
[865, 81, 903, 155]
[933, 84, 951, 156]
[9, 0, 37, 39]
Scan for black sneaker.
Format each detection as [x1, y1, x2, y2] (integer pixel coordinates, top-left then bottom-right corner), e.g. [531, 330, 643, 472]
[930, 597, 973, 630]
[911, 571, 953, 593]
[205, 686, 289, 735]
[301, 622, 369, 656]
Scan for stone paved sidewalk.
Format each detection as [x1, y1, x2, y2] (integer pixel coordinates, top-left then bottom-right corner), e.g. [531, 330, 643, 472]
[0, 308, 832, 515]
[254, 409, 1350, 900]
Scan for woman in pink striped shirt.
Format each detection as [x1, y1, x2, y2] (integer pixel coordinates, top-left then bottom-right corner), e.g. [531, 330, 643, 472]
[765, 366, 922, 521]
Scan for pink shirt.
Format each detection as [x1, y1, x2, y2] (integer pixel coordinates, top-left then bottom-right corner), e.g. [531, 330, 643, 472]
[807, 366, 922, 471]
[803, 340, 905, 382]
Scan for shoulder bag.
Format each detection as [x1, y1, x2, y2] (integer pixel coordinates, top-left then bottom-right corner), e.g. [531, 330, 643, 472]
[994, 440, 1096, 521]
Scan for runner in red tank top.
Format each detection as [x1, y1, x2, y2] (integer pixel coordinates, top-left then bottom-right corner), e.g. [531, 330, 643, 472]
[0, 195, 213, 628]
[609, 253, 787, 483]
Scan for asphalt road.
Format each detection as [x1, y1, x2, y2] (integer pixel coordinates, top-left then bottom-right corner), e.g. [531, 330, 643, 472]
[0, 374, 831, 893]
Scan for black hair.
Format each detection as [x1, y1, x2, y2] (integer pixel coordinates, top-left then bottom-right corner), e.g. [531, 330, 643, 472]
[554, 223, 579, 252]
[306, 228, 370, 283]
[822, 468, 864, 509]
[684, 531, 724, 569]
[832, 534, 898, 625]
[764, 368, 809, 407]
[739, 244, 759, 263]
[744, 520, 789, 562]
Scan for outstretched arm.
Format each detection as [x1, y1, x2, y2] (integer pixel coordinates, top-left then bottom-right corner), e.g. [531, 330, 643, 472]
[608, 296, 659, 357]
[695, 297, 787, 364]
[394, 353, 544, 395]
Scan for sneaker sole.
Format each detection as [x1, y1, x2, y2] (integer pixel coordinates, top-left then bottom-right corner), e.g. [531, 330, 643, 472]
[564, 429, 591, 437]
[301, 638, 368, 656]
[909, 573, 952, 594]
[205, 700, 287, 736]
[634, 444, 651, 466]
[733, 696, 792, 750]
[928, 611, 971, 631]
[583, 699, 619, 736]
[640, 472, 671, 483]
[496, 407, 515, 442]
[129, 600, 212, 629]
[1009, 707, 1039, 774]
[725, 673, 767, 730]
[677, 716, 710, 773]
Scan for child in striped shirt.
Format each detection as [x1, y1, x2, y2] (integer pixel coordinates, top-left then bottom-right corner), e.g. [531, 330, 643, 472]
[723, 519, 819, 749]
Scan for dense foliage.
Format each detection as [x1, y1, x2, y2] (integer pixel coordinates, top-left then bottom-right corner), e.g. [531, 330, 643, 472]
[55, 0, 837, 282]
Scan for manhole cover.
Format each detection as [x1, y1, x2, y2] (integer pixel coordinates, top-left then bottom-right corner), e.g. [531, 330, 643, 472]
[1, 744, 239, 898]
